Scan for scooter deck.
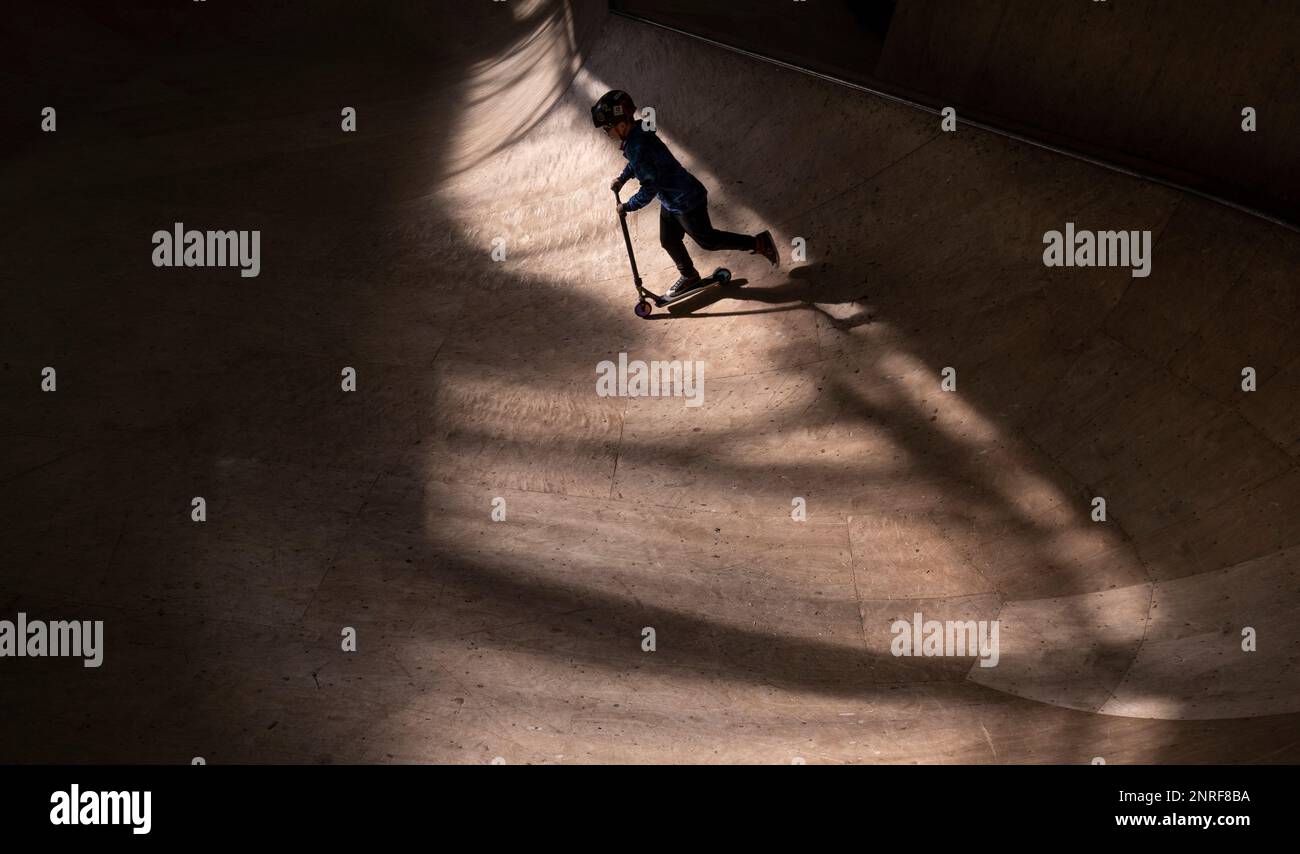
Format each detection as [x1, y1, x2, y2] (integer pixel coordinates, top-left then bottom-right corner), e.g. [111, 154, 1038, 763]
[651, 268, 732, 307]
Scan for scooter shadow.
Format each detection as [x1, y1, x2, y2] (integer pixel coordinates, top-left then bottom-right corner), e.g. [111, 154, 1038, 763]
[658, 263, 874, 328]
[655, 278, 767, 317]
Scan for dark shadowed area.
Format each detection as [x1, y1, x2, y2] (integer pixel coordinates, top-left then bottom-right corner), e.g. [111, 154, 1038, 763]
[614, 0, 1300, 224]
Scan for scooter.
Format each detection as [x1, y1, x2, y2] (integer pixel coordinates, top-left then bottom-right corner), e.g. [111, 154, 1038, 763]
[615, 188, 730, 318]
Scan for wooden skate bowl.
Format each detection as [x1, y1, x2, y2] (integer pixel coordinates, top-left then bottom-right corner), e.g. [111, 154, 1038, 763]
[3, 1, 1297, 763]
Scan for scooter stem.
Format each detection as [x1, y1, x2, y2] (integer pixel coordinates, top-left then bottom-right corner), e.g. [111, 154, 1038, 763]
[614, 188, 642, 288]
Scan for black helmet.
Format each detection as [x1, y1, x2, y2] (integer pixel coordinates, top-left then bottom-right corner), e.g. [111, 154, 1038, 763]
[591, 90, 636, 128]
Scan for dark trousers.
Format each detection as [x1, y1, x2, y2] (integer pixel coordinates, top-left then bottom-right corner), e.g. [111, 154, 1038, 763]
[660, 203, 756, 277]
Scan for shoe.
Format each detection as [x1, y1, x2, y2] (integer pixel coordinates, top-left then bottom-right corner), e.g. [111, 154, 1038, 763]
[665, 273, 703, 299]
[754, 230, 779, 267]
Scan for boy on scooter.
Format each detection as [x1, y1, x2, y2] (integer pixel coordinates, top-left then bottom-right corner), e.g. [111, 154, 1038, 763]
[592, 89, 779, 300]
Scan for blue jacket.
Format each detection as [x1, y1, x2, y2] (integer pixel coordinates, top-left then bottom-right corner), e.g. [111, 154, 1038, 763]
[617, 124, 707, 215]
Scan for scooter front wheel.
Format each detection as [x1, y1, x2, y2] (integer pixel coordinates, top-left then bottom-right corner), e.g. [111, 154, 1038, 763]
[634, 300, 654, 318]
